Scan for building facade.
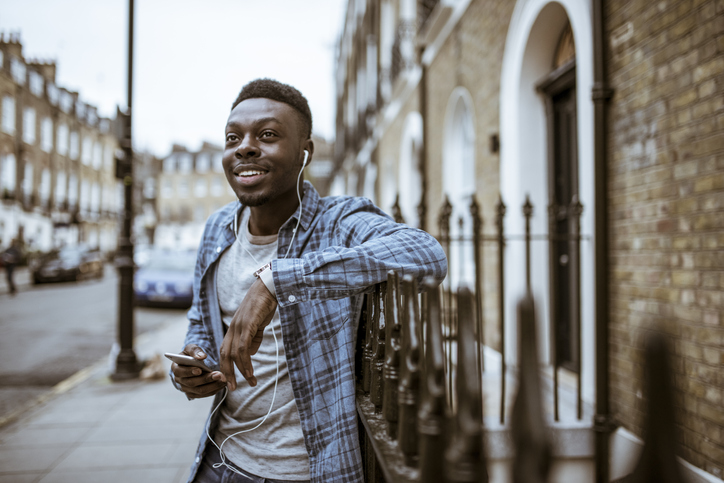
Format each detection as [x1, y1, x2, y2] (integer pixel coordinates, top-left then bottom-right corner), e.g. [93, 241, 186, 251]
[0, 33, 121, 254]
[334, 0, 723, 480]
[155, 143, 234, 249]
[155, 136, 335, 250]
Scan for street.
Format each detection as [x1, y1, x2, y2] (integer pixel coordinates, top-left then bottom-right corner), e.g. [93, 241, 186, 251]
[0, 267, 188, 422]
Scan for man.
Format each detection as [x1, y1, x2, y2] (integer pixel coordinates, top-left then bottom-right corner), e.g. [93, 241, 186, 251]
[2, 238, 21, 295]
[171, 79, 447, 483]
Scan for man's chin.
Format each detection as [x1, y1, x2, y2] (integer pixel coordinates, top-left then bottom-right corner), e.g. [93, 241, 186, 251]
[236, 192, 270, 207]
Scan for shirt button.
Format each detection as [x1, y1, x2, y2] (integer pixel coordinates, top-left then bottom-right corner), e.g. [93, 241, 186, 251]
[195, 457, 200, 463]
[216, 247, 221, 253]
[288, 295, 296, 303]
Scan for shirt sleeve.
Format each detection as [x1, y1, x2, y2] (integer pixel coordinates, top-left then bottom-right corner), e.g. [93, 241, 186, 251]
[271, 198, 448, 307]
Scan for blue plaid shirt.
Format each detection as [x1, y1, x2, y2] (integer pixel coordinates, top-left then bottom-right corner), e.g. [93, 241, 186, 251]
[177, 182, 447, 482]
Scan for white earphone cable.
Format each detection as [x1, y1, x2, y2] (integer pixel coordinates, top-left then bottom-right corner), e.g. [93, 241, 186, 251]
[208, 150, 307, 474]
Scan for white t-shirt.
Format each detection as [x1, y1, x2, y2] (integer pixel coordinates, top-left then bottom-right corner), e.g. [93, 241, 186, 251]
[214, 207, 310, 480]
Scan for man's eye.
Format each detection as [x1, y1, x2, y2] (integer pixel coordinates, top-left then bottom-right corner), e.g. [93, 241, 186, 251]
[226, 134, 238, 142]
[260, 131, 275, 138]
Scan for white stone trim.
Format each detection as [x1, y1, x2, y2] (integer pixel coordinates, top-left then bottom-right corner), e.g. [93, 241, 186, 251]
[499, 0, 596, 405]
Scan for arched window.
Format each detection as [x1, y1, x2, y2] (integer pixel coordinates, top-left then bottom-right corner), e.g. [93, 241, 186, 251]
[398, 112, 423, 228]
[443, 88, 476, 288]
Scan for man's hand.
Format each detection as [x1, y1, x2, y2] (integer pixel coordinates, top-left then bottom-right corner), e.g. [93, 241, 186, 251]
[220, 278, 277, 390]
[171, 343, 227, 398]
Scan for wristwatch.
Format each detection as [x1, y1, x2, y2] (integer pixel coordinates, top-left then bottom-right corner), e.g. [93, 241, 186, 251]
[253, 262, 272, 279]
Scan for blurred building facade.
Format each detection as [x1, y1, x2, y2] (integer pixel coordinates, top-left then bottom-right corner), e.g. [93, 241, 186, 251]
[155, 137, 335, 250]
[132, 150, 161, 247]
[0, 33, 122, 254]
[334, 0, 723, 480]
[155, 143, 232, 249]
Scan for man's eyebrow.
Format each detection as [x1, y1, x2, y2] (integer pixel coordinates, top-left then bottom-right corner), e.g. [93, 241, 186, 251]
[226, 116, 284, 128]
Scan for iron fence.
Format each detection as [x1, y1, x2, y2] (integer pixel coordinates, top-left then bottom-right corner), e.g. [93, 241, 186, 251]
[356, 272, 685, 482]
[355, 193, 687, 481]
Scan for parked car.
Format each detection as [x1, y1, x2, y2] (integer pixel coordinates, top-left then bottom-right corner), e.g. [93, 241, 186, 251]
[31, 246, 105, 284]
[134, 250, 196, 308]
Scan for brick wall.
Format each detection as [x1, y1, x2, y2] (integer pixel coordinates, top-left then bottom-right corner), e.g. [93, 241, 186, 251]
[424, 0, 514, 351]
[606, 0, 724, 475]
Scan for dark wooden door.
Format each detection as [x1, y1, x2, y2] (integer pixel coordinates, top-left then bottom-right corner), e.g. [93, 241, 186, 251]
[550, 83, 579, 371]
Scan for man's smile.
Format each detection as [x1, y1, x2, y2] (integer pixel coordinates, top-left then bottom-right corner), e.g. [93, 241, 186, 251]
[232, 164, 269, 185]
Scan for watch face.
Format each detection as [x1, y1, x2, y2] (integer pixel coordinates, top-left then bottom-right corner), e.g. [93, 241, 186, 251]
[254, 262, 271, 279]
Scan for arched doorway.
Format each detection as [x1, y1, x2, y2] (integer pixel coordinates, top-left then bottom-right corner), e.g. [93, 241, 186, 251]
[500, 0, 595, 404]
[538, 22, 579, 373]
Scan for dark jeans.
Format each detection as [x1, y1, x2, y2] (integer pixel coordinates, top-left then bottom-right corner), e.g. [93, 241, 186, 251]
[192, 445, 310, 483]
[5, 264, 16, 294]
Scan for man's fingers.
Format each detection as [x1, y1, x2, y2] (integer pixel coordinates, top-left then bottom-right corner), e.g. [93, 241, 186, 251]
[236, 323, 257, 387]
[171, 362, 208, 379]
[176, 371, 226, 398]
[183, 343, 207, 360]
[219, 336, 238, 392]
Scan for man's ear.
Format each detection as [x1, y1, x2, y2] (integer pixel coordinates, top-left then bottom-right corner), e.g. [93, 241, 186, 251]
[302, 139, 314, 165]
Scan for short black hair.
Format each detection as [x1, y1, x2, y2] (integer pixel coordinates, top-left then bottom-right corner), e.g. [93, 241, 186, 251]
[232, 78, 313, 139]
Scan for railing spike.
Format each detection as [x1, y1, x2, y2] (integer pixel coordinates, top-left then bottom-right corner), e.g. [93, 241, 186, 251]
[392, 193, 406, 224]
[398, 275, 421, 466]
[470, 195, 485, 376]
[383, 271, 401, 439]
[511, 293, 551, 483]
[622, 329, 686, 483]
[362, 290, 374, 394]
[418, 278, 446, 483]
[445, 286, 488, 482]
[370, 283, 386, 412]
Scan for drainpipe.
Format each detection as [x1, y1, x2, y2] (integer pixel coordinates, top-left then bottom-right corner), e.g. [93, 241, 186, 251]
[592, 0, 615, 481]
[417, 45, 428, 232]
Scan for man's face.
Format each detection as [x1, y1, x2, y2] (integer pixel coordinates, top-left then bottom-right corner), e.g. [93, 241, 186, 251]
[222, 98, 306, 207]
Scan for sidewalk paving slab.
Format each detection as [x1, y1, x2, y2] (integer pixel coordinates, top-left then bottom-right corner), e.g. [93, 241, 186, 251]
[0, 314, 212, 483]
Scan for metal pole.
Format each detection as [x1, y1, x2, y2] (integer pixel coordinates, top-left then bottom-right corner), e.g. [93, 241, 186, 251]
[496, 195, 506, 425]
[592, 0, 614, 478]
[112, 0, 139, 380]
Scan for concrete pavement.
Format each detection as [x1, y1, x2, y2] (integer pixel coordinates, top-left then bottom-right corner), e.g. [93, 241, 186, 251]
[0, 314, 212, 483]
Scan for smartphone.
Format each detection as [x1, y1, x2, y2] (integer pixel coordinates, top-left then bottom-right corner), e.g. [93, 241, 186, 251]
[164, 352, 212, 372]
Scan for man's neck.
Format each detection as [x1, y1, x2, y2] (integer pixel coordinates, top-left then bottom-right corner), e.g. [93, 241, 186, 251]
[247, 191, 303, 237]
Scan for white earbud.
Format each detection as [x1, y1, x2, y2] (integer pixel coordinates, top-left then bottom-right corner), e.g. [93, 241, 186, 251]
[302, 150, 309, 167]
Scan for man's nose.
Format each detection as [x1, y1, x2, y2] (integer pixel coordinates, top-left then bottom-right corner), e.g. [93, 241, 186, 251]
[235, 135, 259, 158]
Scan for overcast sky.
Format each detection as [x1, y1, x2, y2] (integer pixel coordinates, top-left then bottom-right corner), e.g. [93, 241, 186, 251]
[2, 0, 345, 157]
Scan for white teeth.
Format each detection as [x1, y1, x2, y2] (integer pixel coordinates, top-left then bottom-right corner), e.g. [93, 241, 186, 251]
[238, 170, 264, 177]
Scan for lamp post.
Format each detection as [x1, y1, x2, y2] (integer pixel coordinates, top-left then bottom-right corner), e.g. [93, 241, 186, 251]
[111, 0, 139, 381]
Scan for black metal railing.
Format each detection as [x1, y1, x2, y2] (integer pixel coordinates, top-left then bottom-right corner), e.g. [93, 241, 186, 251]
[356, 272, 686, 482]
[435, 193, 588, 423]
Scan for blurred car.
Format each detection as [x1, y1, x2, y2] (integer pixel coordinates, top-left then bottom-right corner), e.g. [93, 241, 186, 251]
[134, 251, 196, 308]
[31, 246, 105, 284]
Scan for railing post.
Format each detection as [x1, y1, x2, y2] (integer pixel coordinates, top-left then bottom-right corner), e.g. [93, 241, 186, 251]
[398, 275, 421, 466]
[623, 330, 686, 483]
[438, 195, 454, 408]
[495, 194, 507, 424]
[470, 196, 484, 376]
[522, 195, 533, 292]
[363, 290, 374, 394]
[392, 193, 406, 224]
[383, 271, 401, 439]
[371, 283, 387, 413]
[418, 278, 446, 483]
[445, 287, 488, 482]
[570, 195, 584, 420]
[547, 201, 560, 422]
[511, 294, 552, 483]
